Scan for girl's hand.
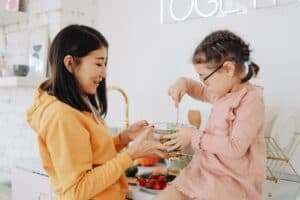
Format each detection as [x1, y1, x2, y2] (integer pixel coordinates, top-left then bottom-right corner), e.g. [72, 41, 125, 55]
[124, 120, 149, 140]
[163, 126, 195, 152]
[126, 126, 166, 159]
[168, 78, 187, 108]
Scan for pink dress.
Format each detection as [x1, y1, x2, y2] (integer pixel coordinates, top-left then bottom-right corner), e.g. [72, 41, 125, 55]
[172, 80, 266, 200]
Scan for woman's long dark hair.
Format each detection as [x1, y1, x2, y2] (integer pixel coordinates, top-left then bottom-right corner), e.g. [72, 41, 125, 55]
[40, 24, 108, 117]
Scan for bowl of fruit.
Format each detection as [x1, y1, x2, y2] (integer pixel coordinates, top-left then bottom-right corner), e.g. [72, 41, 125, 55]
[136, 168, 176, 194]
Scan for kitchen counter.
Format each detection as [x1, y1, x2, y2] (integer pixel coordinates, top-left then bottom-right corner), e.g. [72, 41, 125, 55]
[127, 185, 155, 200]
[14, 158, 47, 177]
[14, 158, 162, 200]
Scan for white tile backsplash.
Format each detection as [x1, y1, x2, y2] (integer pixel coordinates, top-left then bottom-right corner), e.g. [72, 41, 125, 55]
[0, 28, 5, 53]
[5, 29, 28, 67]
[0, 88, 38, 173]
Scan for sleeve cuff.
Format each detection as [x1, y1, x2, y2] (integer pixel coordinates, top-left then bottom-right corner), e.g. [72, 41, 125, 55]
[113, 134, 124, 152]
[116, 152, 134, 171]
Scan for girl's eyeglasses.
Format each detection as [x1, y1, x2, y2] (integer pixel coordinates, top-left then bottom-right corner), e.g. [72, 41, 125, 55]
[203, 62, 224, 81]
[202, 58, 238, 81]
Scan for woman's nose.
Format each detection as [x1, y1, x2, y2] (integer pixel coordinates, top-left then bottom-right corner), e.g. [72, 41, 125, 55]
[100, 67, 107, 78]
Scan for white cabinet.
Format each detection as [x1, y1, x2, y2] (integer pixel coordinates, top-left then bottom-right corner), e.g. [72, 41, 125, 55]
[11, 167, 57, 200]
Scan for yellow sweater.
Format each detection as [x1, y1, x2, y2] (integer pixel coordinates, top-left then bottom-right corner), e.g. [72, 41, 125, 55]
[27, 88, 133, 200]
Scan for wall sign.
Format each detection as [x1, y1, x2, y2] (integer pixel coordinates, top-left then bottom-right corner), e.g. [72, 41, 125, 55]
[160, 0, 300, 24]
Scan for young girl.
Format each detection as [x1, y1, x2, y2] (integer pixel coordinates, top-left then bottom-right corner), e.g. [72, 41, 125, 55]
[155, 30, 266, 200]
[26, 24, 165, 200]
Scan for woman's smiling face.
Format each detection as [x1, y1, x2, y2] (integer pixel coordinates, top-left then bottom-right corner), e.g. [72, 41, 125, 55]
[73, 47, 108, 95]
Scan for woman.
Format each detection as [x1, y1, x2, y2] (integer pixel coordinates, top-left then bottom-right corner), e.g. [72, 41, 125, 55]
[27, 24, 165, 200]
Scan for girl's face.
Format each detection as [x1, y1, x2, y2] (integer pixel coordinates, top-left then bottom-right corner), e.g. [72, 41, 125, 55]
[194, 61, 237, 97]
[73, 47, 107, 95]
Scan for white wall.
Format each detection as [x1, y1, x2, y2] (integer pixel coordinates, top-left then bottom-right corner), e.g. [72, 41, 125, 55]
[0, 27, 4, 53]
[96, 0, 300, 170]
[97, 0, 300, 124]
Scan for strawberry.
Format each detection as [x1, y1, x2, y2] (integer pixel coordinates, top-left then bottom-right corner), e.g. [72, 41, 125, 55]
[158, 175, 166, 183]
[145, 182, 152, 189]
[160, 182, 167, 189]
[153, 183, 161, 190]
[150, 174, 157, 179]
[138, 178, 146, 186]
[149, 178, 157, 185]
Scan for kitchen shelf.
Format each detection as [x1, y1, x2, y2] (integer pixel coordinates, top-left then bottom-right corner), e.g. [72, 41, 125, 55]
[265, 135, 300, 198]
[0, 9, 28, 26]
[0, 76, 45, 88]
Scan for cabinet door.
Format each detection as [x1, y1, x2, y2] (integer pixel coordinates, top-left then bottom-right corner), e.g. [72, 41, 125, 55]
[12, 168, 52, 200]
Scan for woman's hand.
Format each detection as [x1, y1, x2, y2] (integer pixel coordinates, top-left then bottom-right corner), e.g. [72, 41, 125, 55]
[125, 120, 149, 140]
[168, 78, 187, 108]
[126, 126, 166, 159]
[163, 126, 195, 152]
[119, 120, 148, 146]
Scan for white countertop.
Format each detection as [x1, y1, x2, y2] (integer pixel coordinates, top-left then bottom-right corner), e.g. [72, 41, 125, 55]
[15, 158, 47, 176]
[15, 158, 164, 200]
[127, 185, 155, 200]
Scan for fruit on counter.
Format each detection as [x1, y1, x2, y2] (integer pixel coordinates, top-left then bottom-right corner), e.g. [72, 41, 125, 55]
[153, 183, 161, 190]
[145, 181, 152, 189]
[138, 178, 147, 186]
[136, 171, 176, 190]
[158, 175, 166, 182]
[125, 165, 138, 177]
[136, 156, 161, 166]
